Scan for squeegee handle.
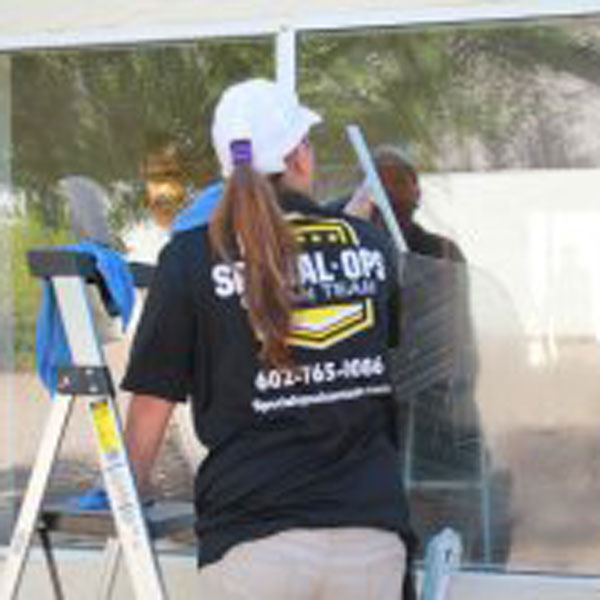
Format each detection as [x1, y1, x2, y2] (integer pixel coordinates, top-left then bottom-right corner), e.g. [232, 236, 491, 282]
[346, 124, 408, 254]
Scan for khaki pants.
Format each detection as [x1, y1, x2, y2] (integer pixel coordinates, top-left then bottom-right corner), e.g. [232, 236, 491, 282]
[197, 527, 406, 600]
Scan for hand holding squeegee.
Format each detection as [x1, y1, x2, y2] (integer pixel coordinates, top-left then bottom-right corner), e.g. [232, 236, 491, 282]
[345, 124, 408, 257]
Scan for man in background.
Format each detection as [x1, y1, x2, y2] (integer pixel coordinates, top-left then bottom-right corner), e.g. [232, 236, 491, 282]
[345, 146, 487, 560]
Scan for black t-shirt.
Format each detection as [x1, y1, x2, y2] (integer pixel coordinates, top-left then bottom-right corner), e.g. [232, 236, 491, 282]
[402, 221, 465, 263]
[122, 191, 411, 567]
[327, 195, 465, 262]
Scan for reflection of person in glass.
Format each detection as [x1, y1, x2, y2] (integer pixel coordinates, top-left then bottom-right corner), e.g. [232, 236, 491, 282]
[125, 132, 223, 265]
[346, 146, 487, 560]
[122, 80, 416, 599]
[140, 132, 192, 229]
[122, 133, 190, 265]
[346, 145, 464, 260]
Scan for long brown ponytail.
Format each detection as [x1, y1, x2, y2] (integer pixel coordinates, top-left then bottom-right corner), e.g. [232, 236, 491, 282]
[209, 164, 298, 368]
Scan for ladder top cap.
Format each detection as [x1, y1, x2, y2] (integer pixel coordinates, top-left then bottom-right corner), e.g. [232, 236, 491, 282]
[27, 247, 99, 280]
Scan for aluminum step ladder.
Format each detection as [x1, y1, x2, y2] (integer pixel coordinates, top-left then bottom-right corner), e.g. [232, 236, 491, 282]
[1, 248, 192, 600]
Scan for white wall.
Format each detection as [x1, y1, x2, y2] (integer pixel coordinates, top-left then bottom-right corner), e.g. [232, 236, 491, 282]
[420, 169, 600, 340]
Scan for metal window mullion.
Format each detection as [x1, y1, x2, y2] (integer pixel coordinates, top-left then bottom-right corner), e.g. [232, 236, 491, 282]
[276, 26, 296, 96]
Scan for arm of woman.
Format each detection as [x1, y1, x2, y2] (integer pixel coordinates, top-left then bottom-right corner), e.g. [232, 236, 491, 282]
[121, 237, 198, 496]
[124, 394, 176, 496]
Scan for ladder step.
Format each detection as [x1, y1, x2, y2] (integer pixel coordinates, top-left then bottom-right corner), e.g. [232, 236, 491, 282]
[38, 501, 195, 539]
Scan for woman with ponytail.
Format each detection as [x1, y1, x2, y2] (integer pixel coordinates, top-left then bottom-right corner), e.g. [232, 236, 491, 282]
[122, 79, 414, 599]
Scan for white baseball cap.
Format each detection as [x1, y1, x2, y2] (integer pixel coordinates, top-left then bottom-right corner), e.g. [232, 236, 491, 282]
[211, 78, 322, 177]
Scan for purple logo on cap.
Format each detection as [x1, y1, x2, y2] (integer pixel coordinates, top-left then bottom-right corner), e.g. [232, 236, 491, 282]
[231, 139, 252, 167]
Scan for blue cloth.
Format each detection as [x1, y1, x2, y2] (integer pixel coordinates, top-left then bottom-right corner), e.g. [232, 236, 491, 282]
[36, 240, 135, 393]
[171, 182, 223, 233]
[70, 487, 155, 511]
[72, 487, 110, 510]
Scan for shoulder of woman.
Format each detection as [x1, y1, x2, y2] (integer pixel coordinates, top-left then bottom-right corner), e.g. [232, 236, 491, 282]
[158, 224, 210, 265]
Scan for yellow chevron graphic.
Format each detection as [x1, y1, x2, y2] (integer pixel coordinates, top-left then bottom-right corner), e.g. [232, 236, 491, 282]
[288, 300, 374, 349]
[288, 216, 359, 246]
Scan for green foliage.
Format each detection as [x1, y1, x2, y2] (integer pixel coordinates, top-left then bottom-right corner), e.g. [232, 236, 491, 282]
[300, 22, 600, 176]
[12, 38, 274, 226]
[9, 215, 73, 370]
[9, 20, 600, 215]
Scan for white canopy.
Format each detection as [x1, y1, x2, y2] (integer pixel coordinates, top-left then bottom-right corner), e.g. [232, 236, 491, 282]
[0, 0, 599, 51]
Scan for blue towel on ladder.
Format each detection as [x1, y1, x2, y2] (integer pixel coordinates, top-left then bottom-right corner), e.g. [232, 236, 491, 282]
[35, 240, 135, 394]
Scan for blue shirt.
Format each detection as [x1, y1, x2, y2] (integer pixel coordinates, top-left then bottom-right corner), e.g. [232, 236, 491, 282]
[171, 182, 223, 233]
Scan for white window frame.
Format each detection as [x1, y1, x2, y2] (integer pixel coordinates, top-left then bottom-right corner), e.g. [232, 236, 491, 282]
[0, 1, 598, 52]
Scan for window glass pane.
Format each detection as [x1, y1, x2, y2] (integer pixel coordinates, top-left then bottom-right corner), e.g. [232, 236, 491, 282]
[0, 38, 273, 548]
[0, 54, 16, 539]
[300, 19, 600, 575]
